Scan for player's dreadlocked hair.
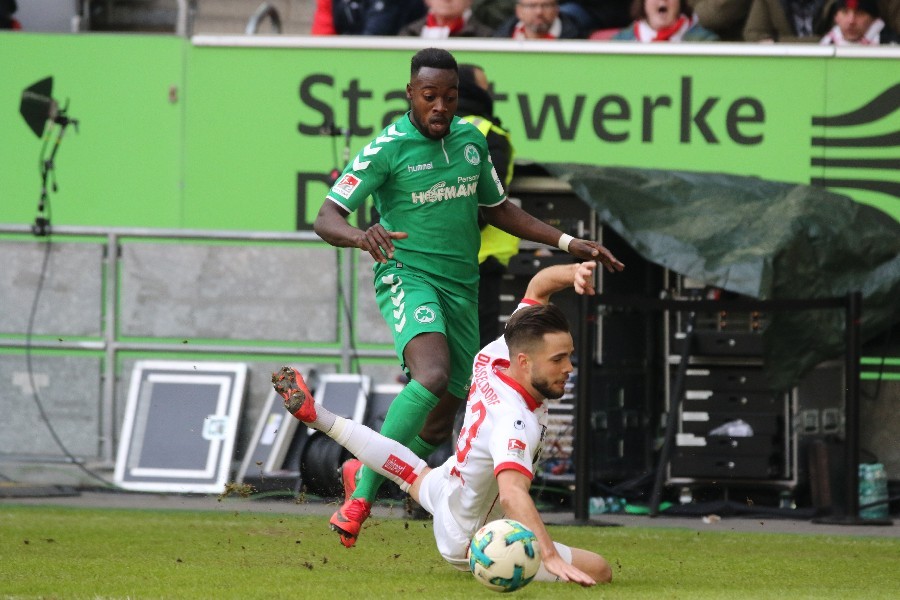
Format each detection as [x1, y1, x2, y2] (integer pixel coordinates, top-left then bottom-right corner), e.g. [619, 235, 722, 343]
[504, 304, 571, 356]
[411, 47, 458, 78]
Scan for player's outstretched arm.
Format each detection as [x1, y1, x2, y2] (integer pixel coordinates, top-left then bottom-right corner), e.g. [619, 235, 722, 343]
[482, 200, 624, 273]
[314, 200, 407, 264]
[523, 262, 597, 305]
[495, 470, 598, 587]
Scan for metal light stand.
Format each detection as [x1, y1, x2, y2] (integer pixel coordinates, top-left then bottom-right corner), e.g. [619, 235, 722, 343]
[33, 109, 78, 237]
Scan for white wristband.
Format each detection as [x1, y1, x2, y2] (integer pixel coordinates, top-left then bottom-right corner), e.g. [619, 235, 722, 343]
[558, 233, 574, 253]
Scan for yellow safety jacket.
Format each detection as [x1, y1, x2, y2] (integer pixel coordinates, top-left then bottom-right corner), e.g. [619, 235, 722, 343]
[462, 115, 520, 267]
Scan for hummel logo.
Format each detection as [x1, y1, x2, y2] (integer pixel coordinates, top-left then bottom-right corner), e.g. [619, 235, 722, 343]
[382, 274, 407, 332]
[353, 125, 406, 171]
[408, 162, 433, 173]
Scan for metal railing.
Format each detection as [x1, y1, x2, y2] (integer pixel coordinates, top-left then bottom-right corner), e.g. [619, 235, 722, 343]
[0, 223, 393, 466]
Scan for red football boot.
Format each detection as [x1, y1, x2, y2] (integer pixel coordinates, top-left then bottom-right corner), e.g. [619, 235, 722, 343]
[339, 459, 363, 503]
[271, 366, 317, 423]
[329, 497, 372, 548]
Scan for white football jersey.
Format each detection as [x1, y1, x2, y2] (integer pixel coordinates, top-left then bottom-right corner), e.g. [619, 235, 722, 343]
[440, 300, 549, 537]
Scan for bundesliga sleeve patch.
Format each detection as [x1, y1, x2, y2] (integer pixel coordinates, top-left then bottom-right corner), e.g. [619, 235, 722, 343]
[333, 173, 361, 199]
[507, 438, 526, 460]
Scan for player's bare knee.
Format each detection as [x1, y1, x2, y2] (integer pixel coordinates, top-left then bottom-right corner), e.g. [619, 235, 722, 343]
[573, 549, 612, 584]
[591, 556, 613, 584]
[414, 366, 449, 398]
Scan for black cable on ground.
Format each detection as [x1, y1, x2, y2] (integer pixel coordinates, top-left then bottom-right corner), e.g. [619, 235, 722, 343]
[24, 235, 114, 488]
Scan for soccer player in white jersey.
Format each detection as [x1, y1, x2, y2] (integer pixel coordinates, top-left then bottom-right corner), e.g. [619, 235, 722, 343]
[273, 262, 612, 586]
[314, 47, 623, 549]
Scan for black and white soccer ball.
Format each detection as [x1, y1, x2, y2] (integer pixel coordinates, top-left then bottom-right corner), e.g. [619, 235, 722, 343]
[469, 519, 541, 592]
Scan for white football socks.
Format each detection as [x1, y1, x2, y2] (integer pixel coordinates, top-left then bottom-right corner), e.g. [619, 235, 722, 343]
[327, 416, 427, 492]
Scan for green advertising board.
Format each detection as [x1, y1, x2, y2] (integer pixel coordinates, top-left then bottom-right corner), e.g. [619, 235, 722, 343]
[1, 33, 185, 228]
[1, 35, 897, 229]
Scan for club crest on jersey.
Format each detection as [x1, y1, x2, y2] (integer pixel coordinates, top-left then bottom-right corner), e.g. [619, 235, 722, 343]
[464, 144, 480, 165]
[414, 305, 436, 324]
[333, 173, 361, 199]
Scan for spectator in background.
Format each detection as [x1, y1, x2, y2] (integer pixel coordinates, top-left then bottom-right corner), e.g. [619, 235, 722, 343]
[494, 0, 587, 38]
[312, 0, 427, 35]
[820, 0, 898, 43]
[559, 1, 633, 32]
[472, 0, 518, 28]
[399, 0, 495, 37]
[877, 0, 900, 34]
[689, 0, 754, 40]
[456, 64, 520, 347]
[613, 0, 719, 40]
[743, 0, 835, 42]
[1, 0, 21, 29]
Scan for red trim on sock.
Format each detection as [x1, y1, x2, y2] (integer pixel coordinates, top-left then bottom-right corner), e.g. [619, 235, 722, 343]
[382, 454, 418, 484]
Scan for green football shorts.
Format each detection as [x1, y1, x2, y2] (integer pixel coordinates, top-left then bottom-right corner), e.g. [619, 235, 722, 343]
[373, 261, 479, 400]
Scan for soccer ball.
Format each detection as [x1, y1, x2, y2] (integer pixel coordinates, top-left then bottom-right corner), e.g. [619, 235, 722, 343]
[469, 519, 541, 592]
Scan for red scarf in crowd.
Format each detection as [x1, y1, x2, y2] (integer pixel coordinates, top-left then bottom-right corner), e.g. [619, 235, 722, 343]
[512, 21, 557, 39]
[635, 14, 692, 42]
[424, 11, 466, 36]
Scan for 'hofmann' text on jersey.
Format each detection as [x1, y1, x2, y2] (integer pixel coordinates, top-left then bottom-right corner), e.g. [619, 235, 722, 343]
[411, 181, 479, 204]
[324, 112, 507, 296]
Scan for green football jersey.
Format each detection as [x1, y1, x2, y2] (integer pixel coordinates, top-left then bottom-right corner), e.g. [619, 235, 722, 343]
[326, 112, 507, 295]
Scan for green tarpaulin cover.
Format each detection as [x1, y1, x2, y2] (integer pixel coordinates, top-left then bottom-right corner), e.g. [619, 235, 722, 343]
[543, 163, 900, 388]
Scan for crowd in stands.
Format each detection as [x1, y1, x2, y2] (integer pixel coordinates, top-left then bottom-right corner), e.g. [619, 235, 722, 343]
[312, 0, 899, 45]
[1, 0, 21, 29]
[3, 0, 896, 43]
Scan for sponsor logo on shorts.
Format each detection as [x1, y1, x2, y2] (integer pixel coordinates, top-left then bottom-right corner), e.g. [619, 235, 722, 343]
[464, 144, 480, 165]
[333, 174, 361, 199]
[414, 305, 435, 324]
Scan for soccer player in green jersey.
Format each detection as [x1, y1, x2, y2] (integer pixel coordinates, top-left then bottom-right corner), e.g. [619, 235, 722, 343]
[314, 47, 624, 547]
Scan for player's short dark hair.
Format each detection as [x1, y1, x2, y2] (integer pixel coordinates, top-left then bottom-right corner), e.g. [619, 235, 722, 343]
[505, 304, 570, 355]
[411, 48, 458, 78]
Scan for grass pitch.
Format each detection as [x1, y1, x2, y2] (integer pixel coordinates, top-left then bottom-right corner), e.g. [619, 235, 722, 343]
[1, 503, 899, 599]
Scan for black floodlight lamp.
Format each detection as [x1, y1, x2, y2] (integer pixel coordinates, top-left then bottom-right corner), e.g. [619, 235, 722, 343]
[20, 77, 57, 138]
[19, 76, 79, 236]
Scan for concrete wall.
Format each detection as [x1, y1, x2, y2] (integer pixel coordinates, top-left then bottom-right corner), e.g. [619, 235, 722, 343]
[0, 233, 399, 487]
